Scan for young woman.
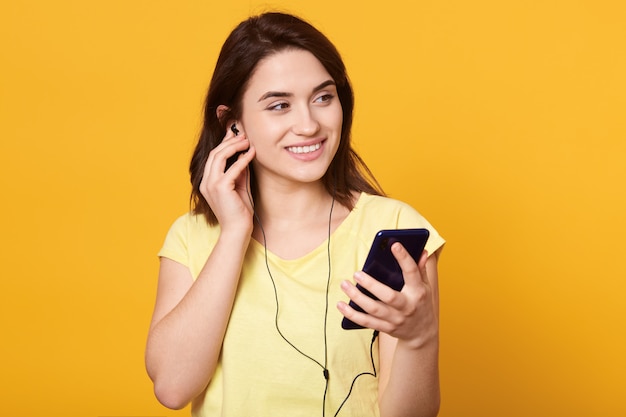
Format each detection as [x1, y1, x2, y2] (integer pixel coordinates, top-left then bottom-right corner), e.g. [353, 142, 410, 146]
[146, 12, 445, 417]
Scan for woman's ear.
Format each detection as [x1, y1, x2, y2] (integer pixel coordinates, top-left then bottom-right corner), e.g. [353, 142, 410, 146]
[216, 105, 231, 126]
[217, 105, 243, 136]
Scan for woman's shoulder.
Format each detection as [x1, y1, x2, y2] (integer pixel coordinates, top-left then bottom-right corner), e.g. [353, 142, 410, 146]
[352, 193, 445, 254]
[158, 212, 222, 279]
[161, 212, 220, 249]
[169, 211, 213, 228]
[356, 192, 421, 217]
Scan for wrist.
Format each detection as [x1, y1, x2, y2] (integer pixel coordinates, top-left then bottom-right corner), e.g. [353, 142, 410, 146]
[217, 226, 252, 249]
[399, 328, 439, 351]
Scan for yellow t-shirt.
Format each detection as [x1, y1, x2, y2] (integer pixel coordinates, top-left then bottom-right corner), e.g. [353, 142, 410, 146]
[158, 193, 445, 417]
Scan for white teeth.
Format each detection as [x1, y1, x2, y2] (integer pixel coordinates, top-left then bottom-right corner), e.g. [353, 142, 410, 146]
[287, 143, 321, 154]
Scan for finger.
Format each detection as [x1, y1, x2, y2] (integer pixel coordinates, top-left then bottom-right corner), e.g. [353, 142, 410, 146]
[232, 146, 256, 190]
[390, 242, 424, 286]
[341, 275, 400, 316]
[336, 299, 397, 334]
[206, 135, 250, 178]
[205, 128, 239, 166]
[336, 299, 379, 330]
[417, 250, 430, 285]
[226, 141, 255, 174]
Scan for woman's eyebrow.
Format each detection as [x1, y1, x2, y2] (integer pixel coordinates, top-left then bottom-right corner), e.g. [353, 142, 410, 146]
[258, 91, 291, 102]
[312, 80, 336, 93]
[257, 80, 336, 102]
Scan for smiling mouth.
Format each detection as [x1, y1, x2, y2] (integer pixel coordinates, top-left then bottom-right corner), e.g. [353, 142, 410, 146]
[286, 142, 322, 154]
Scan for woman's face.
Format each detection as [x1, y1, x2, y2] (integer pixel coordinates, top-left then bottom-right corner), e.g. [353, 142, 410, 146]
[239, 48, 343, 187]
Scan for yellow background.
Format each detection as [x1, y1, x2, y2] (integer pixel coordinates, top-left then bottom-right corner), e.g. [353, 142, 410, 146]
[1, 1, 624, 416]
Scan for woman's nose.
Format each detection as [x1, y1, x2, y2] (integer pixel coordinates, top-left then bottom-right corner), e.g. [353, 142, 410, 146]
[291, 107, 320, 136]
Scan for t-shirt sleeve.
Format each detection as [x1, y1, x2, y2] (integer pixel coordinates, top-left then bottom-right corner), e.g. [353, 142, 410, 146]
[157, 214, 190, 267]
[396, 203, 446, 257]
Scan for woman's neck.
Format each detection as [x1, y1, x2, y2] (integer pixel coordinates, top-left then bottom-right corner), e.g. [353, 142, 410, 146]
[253, 181, 332, 229]
[250, 181, 352, 259]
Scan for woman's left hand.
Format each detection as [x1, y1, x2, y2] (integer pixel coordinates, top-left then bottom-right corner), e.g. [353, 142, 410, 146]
[338, 243, 437, 348]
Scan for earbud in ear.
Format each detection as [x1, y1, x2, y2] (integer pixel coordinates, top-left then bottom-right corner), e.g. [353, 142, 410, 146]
[230, 123, 240, 136]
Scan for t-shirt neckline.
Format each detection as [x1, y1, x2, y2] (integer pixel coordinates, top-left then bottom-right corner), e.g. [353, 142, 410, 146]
[249, 192, 367, 264]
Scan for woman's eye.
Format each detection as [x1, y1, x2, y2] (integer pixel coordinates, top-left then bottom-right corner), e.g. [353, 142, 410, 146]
[314, 93, 334, 104]
[268, 102, 290, 111]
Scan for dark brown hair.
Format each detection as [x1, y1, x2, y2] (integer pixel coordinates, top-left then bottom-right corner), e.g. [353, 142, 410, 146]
[190, 12, 384, 224]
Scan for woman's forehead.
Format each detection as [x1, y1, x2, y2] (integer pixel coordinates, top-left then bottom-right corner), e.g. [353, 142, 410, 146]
[244, 49, 333, 99]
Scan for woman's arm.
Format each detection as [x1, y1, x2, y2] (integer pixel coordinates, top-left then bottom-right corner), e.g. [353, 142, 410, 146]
[145, 229, 250, 409]
[377, 252, 441, 417]
[145, 130, 256, 409]
[338, 246, 442, 417]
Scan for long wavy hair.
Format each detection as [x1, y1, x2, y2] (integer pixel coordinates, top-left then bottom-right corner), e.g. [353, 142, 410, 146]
[190, 12, 384, 224]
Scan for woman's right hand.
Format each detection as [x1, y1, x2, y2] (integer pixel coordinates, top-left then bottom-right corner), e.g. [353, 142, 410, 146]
[199, 129, 256, 234]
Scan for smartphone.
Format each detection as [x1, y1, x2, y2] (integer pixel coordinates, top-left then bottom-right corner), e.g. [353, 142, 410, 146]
[224, 123, 247, 171]
[341, 228, 430, 330]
